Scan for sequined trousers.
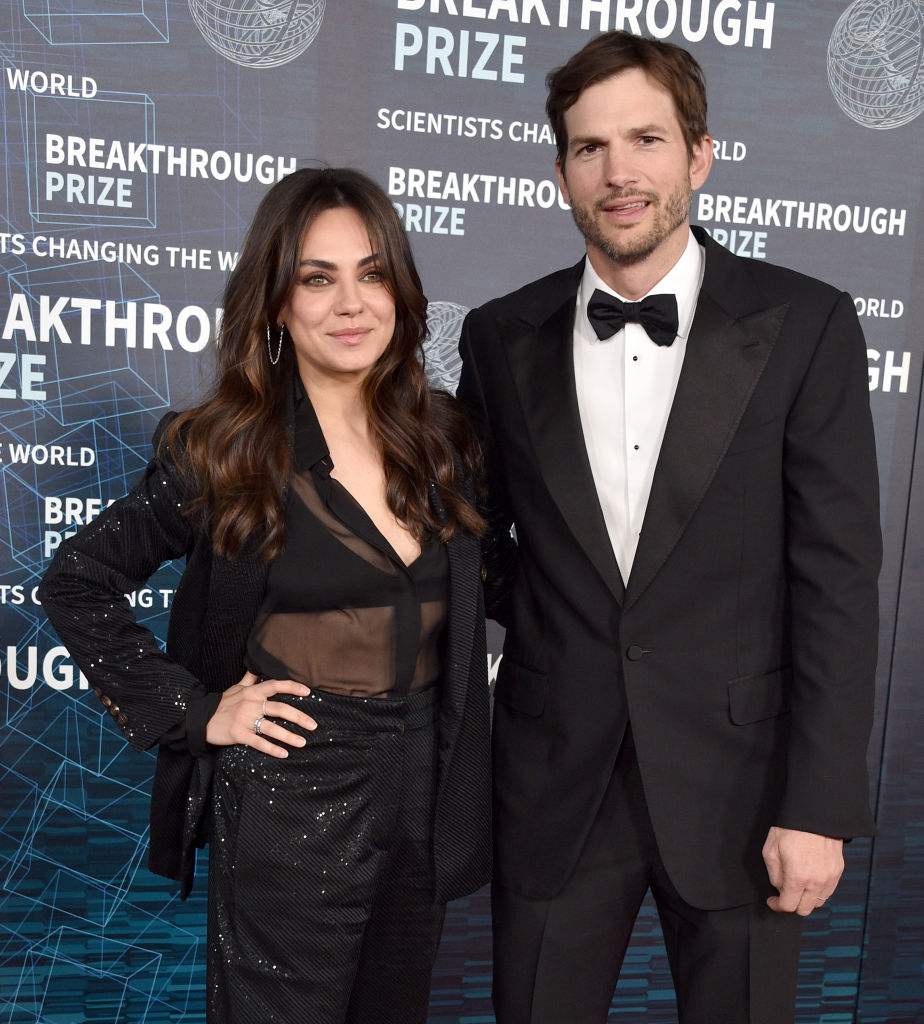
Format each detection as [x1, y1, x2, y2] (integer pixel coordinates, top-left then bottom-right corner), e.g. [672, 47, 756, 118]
[208, 685, 444, 1024]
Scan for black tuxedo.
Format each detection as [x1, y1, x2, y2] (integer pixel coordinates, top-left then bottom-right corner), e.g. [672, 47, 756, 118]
[457, 228, 879, 916]
[39, 411, 491, 904]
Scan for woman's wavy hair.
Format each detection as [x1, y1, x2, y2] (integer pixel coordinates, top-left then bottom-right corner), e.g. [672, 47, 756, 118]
[163, 167, 483, 559]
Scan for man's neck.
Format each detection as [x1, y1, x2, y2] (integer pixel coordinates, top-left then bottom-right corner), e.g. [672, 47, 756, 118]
[586, 223, 691, 300]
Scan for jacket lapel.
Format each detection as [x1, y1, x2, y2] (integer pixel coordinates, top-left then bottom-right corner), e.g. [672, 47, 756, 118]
[425, 478, 479, 778]
[624, 235, 788, 609]
[441, 527, 478, 758]
[506, 277, 626, 604]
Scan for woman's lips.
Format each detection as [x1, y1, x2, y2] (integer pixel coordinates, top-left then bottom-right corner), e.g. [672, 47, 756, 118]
[330, 328, 371, 345]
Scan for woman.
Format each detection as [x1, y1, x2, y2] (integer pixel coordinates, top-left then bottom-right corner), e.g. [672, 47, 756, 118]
[38, 167, 491, 1024]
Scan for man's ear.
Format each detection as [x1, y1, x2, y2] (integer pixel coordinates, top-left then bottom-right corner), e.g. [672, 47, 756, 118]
[556, 158, 571, 206]
[689, 135, 713, 190]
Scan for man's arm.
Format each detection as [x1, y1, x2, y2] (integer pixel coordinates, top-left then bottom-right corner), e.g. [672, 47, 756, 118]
[457, 311, 518, 625]
[765, 290, 881, 914]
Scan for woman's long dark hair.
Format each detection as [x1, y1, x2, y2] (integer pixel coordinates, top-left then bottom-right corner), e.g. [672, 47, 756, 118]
[163, 167, 483, 559]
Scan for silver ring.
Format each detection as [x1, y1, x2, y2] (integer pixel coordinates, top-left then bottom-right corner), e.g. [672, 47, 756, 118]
[253, 715, 266, 736]
[262, 699, 268, 717]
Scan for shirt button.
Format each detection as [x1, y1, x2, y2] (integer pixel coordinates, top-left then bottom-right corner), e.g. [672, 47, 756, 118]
[626, 644, 648, 661]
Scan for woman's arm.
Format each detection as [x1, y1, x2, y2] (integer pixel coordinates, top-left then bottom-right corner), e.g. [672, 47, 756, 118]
[38, 415, 207, 751]
[39, 415, 319, 757]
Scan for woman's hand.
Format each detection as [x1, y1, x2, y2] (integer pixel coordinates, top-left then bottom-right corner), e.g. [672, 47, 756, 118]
[206, 671, 317, 758]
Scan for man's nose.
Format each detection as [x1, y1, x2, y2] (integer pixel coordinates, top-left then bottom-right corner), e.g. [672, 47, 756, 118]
[603, 146, 637, 188]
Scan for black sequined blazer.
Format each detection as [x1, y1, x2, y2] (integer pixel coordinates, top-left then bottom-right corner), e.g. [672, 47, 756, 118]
[38, 412, 491, 901]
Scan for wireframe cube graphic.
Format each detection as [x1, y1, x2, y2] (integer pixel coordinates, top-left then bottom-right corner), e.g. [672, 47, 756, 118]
[22, 0, 169, 46]
[26, 88, 156, 229]
[7, 260, 171, 426]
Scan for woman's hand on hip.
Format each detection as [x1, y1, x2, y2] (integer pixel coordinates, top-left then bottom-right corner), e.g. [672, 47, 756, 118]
[206, 671, 317, 758]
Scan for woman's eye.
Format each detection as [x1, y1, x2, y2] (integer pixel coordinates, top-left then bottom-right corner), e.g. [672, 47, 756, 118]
[303, 274, 329, 286]
[363, 269, 383, 283]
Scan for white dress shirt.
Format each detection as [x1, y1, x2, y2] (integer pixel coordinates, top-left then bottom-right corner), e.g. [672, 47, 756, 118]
[573, 230, 705, 581]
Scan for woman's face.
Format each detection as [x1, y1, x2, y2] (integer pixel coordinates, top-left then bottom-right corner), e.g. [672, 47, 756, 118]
[280, 206, 396, 391]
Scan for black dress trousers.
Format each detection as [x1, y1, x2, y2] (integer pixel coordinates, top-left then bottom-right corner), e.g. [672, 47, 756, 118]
[207, 686, 444, 1024]
[492, 728, 804, 1024]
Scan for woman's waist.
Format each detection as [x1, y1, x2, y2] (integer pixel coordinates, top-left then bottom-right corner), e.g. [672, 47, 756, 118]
[266, 680, 440, 733]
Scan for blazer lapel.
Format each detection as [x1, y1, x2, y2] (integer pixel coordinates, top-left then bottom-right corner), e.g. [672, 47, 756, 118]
[441, 527, 479, 758]
[624, 243, 788, 609]
[507, 283, 625, 604]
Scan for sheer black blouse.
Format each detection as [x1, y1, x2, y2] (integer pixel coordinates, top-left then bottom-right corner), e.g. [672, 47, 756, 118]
[163, 380, 449, 752]
[245, 383, 449, 698]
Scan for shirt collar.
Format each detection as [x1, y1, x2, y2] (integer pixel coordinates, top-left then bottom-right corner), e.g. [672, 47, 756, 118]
[293, 374, 333, 477]
[578, 229, 706, 344]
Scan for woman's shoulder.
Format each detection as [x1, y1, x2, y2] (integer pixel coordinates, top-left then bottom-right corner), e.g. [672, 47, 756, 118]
[149, 411, 201, 502]
[152, 410, 180, 450]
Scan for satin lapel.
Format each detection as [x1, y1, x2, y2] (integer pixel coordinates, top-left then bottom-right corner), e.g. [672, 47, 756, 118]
[624, 289, 788, 610]
[507, 295, 625, 604]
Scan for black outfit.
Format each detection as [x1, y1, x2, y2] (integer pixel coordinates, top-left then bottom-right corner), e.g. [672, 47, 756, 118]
[210, 686, 446, 1023]
[39, 381, 491, 1024]
[457, 227, 879, 1023]
[246, 386, 449, 700]
[491, 727, 802, 1024]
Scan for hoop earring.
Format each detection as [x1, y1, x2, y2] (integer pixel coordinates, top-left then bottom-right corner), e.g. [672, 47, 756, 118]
[267, 322, 285, 365]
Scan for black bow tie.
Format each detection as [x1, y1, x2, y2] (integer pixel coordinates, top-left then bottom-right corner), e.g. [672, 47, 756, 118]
[586, 289, 679, 347]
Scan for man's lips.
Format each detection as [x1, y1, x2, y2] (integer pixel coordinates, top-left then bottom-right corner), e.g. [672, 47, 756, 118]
[602, 198, 651, 213]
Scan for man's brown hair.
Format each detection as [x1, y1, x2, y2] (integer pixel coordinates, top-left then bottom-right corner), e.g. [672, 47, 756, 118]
[547, 31, 708, 167]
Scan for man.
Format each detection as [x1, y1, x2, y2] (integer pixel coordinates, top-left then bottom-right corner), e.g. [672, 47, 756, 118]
[457, 31, 880, 1024]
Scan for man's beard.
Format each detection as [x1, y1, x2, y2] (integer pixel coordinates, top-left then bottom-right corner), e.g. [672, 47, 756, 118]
[570, 183, 692, 266]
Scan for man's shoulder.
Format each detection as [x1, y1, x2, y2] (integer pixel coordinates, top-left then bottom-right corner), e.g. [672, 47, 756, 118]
[466, 260, 584, 327]
[697, 227, 847, 309]
[742, 250, 844, 300]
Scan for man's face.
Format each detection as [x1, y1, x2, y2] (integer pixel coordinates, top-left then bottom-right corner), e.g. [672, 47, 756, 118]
[556, 68, 712, 277]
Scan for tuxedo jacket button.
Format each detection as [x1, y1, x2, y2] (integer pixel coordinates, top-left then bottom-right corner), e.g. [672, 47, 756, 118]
[626, 644, 647, 661]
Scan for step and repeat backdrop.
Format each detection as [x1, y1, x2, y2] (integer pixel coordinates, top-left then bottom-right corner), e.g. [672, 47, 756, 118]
[0, 1, 921, 1021]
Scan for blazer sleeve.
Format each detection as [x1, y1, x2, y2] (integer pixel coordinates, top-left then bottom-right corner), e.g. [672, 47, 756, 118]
[777, 291, 881, 838]
[38, 414, 206, 753]
[457, 309, 518, 626]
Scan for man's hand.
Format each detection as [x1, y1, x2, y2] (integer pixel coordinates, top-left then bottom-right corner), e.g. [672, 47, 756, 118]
[762, 826, 844, 916]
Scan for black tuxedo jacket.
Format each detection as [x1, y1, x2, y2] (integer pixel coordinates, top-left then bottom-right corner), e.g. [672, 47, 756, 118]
[39, 411, 491, 902]
[457, 227, 880, 910]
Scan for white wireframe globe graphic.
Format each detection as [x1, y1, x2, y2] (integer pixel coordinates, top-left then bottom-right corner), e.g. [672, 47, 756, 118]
[827, 0, 924, 129]
[188, 0, 326, 68]
[423, 302, 468, 395]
